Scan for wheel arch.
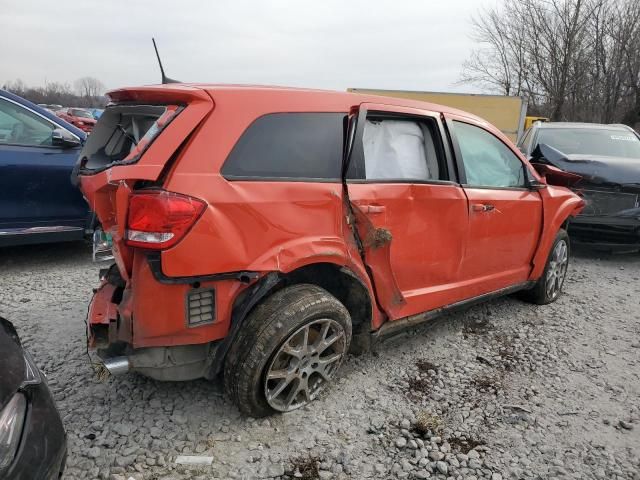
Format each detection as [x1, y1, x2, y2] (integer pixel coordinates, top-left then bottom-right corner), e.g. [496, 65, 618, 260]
[530, 192, 583, 280]
[208, 261, 376, 378]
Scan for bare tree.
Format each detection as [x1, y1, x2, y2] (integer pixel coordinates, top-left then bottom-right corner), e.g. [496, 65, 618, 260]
[74, 76, 105, 99]
[460, 0, 640, 126]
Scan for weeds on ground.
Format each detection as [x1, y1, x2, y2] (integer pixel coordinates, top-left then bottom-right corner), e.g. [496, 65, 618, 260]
[412, 410, 442, 436]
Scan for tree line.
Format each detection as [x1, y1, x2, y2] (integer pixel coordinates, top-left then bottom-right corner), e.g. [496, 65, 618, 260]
[2, 77, 107, 108]
[460, 0, 640, 127]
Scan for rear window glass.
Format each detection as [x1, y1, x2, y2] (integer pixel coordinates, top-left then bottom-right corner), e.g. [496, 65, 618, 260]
[537, 128, 640, 158]
[221, 113, 345, 180]
[79, 104, 180, 172]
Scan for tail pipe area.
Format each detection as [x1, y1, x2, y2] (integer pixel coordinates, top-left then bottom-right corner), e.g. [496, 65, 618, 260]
[102, 356, 130, 375]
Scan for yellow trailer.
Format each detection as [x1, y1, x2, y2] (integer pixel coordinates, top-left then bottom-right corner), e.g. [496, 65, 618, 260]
[348, 88, 527, 143]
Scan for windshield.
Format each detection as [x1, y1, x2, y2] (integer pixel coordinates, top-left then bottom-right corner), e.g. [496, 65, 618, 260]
[536, 128, 640, 158]
[70, 109, 94, 119]
[79, 104, 181, 172]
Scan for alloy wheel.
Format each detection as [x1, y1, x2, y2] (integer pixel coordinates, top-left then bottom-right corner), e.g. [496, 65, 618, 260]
[264, 318, 347, 412]
[546, 239, 569, 300]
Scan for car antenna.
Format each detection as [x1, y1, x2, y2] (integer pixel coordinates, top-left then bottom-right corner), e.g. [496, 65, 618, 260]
[152, 38, 180, 84]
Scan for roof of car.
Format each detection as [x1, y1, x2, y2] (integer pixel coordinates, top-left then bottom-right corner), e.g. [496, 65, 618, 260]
[109, 83, 487, 123]
[536, 121, 632, 131]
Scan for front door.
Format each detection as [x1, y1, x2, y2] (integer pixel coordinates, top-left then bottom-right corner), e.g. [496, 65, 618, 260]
[446, 116, 543, 297]
[345, 103, 469, 320]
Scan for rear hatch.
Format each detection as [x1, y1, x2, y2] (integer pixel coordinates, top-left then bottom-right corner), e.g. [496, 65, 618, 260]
[75, 85, 214, 278]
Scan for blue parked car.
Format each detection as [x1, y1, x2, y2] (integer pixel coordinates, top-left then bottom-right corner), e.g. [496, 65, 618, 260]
[0, 89, 92, 246]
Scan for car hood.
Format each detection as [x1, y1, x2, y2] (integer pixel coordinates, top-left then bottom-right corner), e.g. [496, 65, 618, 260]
[0, 318, 25, 408]
[532, 144, 640, 187]
[532, 144, 640, 218]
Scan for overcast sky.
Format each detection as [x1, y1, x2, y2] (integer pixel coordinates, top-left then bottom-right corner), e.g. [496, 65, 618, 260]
[1, 0, 496, 94]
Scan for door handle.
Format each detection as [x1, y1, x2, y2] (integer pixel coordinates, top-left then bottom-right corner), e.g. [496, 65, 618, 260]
[362, 204, 386, 214]
[471, 203, 495, 212]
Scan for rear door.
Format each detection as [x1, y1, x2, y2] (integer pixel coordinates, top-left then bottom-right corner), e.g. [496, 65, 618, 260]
[446, 115, 543, 296]
[345, 103, 469, 320]
[0, 96, 87, 232]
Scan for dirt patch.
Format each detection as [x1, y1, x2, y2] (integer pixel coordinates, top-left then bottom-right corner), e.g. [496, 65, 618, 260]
[286, 455, 319, 480]
[471, 373, 503, 394]
[364, 227, 392, 249]
[448, 436, 486, 454]
[415, 359, 439, 373]
[463, 318, 494, 337]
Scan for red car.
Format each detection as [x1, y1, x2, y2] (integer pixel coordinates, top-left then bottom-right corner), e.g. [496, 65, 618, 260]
[56, 108, 96, 132]
[75, 84, 584, 416]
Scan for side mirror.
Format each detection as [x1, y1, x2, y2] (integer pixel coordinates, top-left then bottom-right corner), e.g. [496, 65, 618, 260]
[528, 178, 547, 191]
[52, 128, 81, 149]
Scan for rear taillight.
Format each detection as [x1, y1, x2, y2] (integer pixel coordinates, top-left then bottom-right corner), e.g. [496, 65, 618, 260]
[125, 190, 206, 250]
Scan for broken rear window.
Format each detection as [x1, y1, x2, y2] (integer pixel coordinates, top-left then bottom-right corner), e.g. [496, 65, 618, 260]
[79, 104, 181, 172]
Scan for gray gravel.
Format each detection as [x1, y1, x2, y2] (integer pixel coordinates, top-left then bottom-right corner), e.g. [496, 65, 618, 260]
[1, 242, 639, 479]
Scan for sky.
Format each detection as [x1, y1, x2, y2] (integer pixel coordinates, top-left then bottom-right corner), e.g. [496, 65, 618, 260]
[1, 0, 496, 94]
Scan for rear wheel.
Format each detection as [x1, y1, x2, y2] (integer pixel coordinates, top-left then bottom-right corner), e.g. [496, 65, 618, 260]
[224, 284, 352, 417]
[521, 229, 570, 305]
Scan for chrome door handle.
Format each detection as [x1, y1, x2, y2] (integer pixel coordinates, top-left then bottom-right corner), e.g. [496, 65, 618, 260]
[471, 203, 495, 212]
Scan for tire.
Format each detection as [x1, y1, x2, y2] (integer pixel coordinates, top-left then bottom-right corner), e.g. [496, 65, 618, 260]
[521, 229, 570, 305]
[224, 284, 352, 417]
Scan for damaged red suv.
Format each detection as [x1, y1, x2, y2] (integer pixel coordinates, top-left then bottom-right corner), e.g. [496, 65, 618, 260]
[76, 85, 583, 416]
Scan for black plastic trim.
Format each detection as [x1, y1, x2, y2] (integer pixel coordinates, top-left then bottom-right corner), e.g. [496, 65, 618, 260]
[207, 271, 281, 378]
[147, 253, 259, 285]
[375, 280, 535, 339]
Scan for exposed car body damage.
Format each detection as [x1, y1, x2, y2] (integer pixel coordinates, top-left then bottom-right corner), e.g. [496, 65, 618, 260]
[76, 84, 583, 407]
[531, 143, 640, 247]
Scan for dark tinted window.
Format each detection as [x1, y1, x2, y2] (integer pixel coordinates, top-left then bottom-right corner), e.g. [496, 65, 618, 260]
[536, 128, 640, 158]
[222, 113, 345, 180]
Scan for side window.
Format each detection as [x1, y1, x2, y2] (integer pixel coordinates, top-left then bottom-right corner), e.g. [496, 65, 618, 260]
[221, 113, 345, 180]
[0, 98, 56, 147]
[453, 121, 525, 188]
[350, 116, 445, 181]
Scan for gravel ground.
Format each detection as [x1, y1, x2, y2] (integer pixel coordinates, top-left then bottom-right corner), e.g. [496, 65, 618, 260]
[0, 242, 639, 480]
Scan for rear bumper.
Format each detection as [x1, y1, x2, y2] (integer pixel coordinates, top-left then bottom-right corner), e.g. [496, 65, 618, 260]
[87, 256, 255, 380]
[569, 214, 640, 248]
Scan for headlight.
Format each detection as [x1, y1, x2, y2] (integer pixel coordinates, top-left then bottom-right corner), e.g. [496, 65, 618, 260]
[0, 393, 26, 472]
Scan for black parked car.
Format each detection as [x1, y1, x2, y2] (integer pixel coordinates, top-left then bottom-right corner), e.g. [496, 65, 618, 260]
[0, 317, 66, 479]
[518, 122, 640, 248]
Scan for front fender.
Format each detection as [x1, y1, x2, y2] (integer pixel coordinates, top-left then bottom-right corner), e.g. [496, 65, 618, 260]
[529, 186, 584, 280]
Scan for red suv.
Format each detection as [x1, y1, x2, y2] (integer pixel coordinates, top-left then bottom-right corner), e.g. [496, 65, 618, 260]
[76, 84, 583, 416]
[57, 108, 96, 132]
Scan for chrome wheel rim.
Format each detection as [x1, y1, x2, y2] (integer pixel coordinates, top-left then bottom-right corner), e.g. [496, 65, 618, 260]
[264, 318, 346, 412]
[546, 239, 568, 300]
